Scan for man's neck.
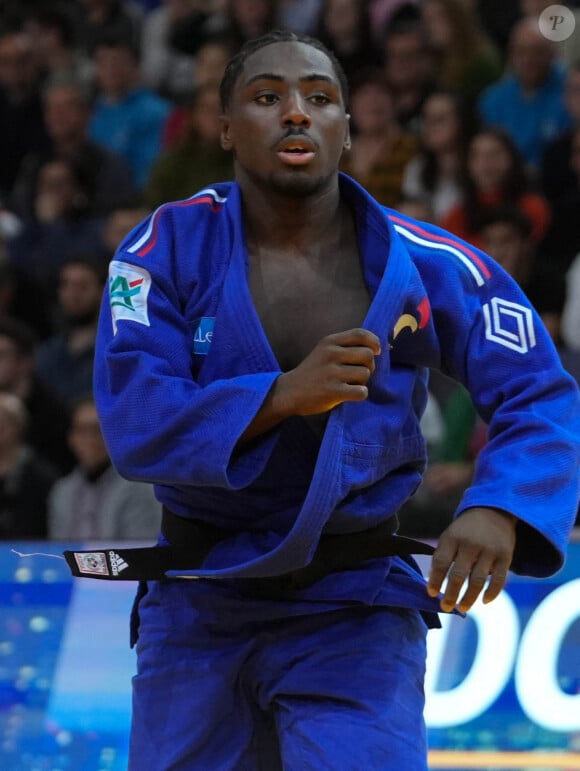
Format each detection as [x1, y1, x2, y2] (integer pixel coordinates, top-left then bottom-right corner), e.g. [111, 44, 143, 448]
[240, 175, 344, 254]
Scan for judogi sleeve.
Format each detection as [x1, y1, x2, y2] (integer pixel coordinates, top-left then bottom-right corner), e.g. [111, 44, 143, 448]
[93, 207, 282, 491]
[416, 226, 580, 577]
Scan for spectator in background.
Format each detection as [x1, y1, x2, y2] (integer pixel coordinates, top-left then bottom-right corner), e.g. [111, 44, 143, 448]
[401, 90, 468, 223]
[143, 82, 233, 209]
[0, 235, 51, 341]
[441, 127, 551, 249]
[538, 127, 580, 275]
[101, 204, 152, 259]
[35, 256, 106, 404]
[77, 0, 143, 55]
[12, 77, 137, 220]
[339, 68, 417, 207]
[0, 318, 73, 474]
[0, 28, 49, 200]
[478, 17, 570, 172]
[541, 62, 580, 203]
[218, 0, 280, 51]
[7, 155, 107, 290]
[140, 0, 197, 104]
[88, 35, 172, 190]
[161, 34, 235, 149]
[278, 0, 321, 34]
[21, 5, 94, 90]
[381, 18, 434, 133]
[48, 395, 161, 540]
[419, 0, 502, 106]
[314, 0, 382, 84]
[0, 393, 60, 540]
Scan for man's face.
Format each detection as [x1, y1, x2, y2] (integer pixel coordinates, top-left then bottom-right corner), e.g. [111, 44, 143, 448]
[44, 86, 89, 143]
[509, 24, 553, 90]
[479, 222, 528, 281]
[58, 264, 104, 324]
[0, 337, 26, 391]
[220, 41, 350, 197]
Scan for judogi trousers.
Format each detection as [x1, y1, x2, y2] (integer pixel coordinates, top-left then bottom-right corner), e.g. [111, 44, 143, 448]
[129, 580, 429, 770]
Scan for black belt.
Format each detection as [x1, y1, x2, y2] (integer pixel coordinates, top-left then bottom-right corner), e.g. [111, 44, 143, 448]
[64, 507, 434, 595]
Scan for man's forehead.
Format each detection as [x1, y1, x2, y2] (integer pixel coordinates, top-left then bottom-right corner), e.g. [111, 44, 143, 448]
[239, 41, 337, 86]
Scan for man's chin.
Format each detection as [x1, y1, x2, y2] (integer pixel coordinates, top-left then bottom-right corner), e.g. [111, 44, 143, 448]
[269, 170, 328, 197]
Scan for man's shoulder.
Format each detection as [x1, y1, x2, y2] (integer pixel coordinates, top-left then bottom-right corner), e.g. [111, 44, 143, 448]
[116, 184, 234, 259]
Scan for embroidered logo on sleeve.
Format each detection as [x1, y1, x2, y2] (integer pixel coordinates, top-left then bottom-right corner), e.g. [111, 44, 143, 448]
[109, 260, 151, 334]
[483, 297, 536, 353]
[192, 317, 215, 355]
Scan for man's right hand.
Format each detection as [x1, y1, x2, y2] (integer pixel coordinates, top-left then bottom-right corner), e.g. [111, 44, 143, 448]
[275, 328, 382, 415]
[238, 328, 381, 445]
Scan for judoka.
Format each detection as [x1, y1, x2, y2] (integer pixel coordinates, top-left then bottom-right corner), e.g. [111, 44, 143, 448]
[87, 30, 580, 771]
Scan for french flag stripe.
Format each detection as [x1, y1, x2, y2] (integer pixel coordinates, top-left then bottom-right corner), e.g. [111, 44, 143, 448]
[126, 188, 227, 256]
[390, 215, 490, 287]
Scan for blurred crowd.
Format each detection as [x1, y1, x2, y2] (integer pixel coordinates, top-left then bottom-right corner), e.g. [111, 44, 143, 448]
[0, 0, 578, 541]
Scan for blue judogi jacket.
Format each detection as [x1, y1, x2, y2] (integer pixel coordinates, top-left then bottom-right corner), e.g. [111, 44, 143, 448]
[94, 174, 580, 615]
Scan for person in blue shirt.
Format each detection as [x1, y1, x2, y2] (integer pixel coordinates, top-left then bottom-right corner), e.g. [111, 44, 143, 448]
[77, 30, 579, 771]
[478, 18, 570, 171]
[88, 35, 171, 190]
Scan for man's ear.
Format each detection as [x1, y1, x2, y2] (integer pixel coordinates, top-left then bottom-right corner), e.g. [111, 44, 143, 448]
[220, 115, 233, 151]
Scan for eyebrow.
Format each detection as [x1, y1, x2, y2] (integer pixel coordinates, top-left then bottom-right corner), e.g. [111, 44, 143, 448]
[243, 72, 337, 88]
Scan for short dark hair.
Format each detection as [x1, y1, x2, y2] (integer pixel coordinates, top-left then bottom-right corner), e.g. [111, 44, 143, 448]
[219, 29, 349, 111]
[475, 205, 533, 239]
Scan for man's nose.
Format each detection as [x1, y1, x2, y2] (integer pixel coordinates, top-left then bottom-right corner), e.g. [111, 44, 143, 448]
[281, 92, 311, 126]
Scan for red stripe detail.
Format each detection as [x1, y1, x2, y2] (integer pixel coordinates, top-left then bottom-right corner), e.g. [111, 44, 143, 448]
[129, 278, 144, 287]
[389, 213, 492, 280]
[136, 196, 223, 257]
[417, 296, 430, 328]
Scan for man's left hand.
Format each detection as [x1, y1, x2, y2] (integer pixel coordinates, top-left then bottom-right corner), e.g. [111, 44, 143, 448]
[427, 507, 517, 613]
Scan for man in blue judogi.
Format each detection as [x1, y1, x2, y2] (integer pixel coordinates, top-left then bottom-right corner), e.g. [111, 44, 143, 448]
[82, 30, 580, 771]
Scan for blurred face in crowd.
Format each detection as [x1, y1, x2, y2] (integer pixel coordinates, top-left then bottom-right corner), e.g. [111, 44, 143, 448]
[321, 0, 362, 42]
[479, 221, 530, 282]
[0, 394, 26, 452]
[420, 92, 460, 153]
[68, 400, 109, 471]
[0, 337, 32, 391]
[0, 32, 38, 98]
[102, 207, 150, 254]
[384, 30, 430, 91]
[194, 41, 232, 90]
[350, 80, 395, 136]
[58, 262, 104, 325]
[191, 85, 224, 144]
[44, 85, 90, 145]
[509, 20, 553, 90]
[468, 133, 512, 192]
[35, 159, 83, 223]
[420, 0, 452, 48]
[94, 44, 139, 100]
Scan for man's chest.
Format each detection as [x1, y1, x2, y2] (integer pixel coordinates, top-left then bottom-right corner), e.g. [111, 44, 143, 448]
[248, 249, 371, 371]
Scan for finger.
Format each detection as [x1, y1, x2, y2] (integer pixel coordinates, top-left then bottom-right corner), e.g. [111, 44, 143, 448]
[427, 541, 458, 598]
[439, 547, 480, 612]
[331, 345, 378, 371]
[456, 556, 495, 612]
[335, 363, 373, 385]
[482, 563, 509, 604]
[330, 329, 382, 354]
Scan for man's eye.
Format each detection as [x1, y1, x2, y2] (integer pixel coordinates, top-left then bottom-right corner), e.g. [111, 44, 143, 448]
[309, 93, 333, 105]
[255, 93, 278, 104]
